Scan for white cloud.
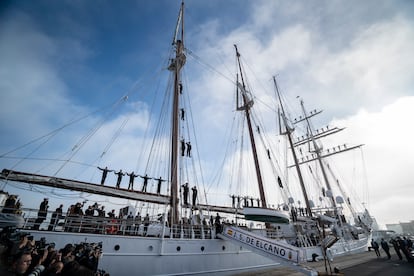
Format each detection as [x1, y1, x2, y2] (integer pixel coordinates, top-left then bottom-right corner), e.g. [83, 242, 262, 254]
[308, 17, 414, 114]
[0, 12, 86, 146]
[333, 96, 414, 225]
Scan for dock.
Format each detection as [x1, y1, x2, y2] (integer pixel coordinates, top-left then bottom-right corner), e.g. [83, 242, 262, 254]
[235, 250, 413, 275]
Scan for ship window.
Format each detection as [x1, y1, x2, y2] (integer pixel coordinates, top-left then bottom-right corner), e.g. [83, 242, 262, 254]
[148, 245, 153, 251]
[176, 246, 181, 251]
[222, 246, 226, 251]
[201, 246, 205, 251]
[114, 245, 120, 251]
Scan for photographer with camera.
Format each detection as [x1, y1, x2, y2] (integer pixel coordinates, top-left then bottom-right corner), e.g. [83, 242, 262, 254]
[9, 234, 34, 256]
[75, 243, 102, 272]
[4, 242, 48, 276]
[1, 231, 109, 276]
[26, 245, 48, 276]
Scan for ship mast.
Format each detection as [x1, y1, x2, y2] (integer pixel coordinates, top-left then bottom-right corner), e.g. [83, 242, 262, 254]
[299, 100, 337, 208]
[169, 1, 185, 225]
[284, 96, 364, 211]
[234, 45, 267, 208]
[273, 77, 312, 216]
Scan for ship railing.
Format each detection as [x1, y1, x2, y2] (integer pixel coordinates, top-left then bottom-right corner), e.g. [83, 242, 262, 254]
[296, 233, 312, 247]
[0, 208, 217, 240]
[0, 208, 142, 235]
[244, 226, 285, 240]
[169, 223, 214, 239]
[246, 227, 286, 240]
[265, 228, 285, 239]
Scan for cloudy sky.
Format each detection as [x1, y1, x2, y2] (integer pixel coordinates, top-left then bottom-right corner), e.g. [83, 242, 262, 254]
[1, 0, 413, 228]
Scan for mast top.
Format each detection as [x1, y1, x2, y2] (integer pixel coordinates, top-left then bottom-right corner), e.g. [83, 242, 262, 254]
[172, 1, 185, 45]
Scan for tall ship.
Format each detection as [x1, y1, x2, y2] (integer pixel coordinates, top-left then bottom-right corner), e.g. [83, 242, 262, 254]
[0, 2, 372, 275]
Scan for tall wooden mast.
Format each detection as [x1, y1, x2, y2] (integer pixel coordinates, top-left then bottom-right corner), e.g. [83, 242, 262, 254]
[234, 45, 267, 208]
[169, 1, 185, 225]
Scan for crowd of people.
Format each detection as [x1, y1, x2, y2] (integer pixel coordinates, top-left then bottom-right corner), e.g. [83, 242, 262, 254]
[31, 198, 225, 238]
[33, 199, 153, 235]
[2, 192, 223, 239]
[371, 237, 413, 262]
[0, 229, 109, 276]
[229, 194, 262, 209]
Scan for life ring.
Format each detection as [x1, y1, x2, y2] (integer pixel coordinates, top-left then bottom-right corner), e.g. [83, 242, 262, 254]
[107, 219, 119, 234]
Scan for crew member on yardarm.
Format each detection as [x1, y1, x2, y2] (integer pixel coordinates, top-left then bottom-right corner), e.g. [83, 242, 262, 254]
[127, 171, 139, 190]
[154, 176, 166, 194]
[114, 169, 125, 189]
[140, 174, 152, 192]
[97, 166, 113, 185]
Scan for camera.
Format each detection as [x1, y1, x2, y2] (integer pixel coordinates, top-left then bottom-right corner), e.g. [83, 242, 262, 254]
[27, 235, 34, 241]
[35, 237, 48, 250]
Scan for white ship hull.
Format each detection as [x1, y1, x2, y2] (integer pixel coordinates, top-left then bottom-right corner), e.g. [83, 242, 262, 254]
[302, 235, 370, 261]
[27, 230, 281, 276]
[328, 235, 370, 257]
[23, 224, 370, 275]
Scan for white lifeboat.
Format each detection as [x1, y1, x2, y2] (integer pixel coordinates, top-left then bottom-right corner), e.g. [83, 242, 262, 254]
[242, 207, 290, 224]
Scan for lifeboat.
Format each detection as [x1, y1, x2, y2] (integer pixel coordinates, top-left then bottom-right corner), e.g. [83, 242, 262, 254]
[242, 207, 290, 224]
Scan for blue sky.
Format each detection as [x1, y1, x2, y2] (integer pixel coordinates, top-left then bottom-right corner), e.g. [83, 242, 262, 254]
[1, 0, 414, 227]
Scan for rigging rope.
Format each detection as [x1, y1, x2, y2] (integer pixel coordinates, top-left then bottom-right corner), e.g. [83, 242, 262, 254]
[186, 49, 234, 84]
[52, 96, 129, 176]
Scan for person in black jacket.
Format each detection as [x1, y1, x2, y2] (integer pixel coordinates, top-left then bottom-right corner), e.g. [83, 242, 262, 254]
[48, 204, 63, 231]
[371, 239, 380, 257]
[34, 198, 49, 230]
[380, 238, 391, 259]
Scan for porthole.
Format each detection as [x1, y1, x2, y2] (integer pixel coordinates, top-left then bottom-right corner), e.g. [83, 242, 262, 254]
[222, 245, 226, 251]
[114, 245, 120, 251]
[176, 246, 181, 251]
[201, 246, 205, 251]
[148, 245, 153, 251]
